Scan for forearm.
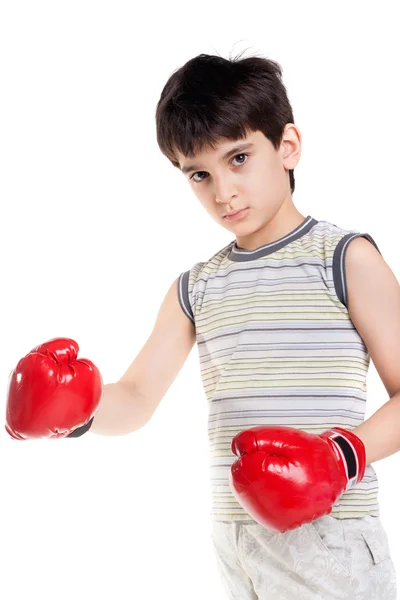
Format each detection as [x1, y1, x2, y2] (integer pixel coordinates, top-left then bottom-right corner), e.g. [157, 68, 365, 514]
[90, 381, 150, 436]
[353, 390, 400, 465]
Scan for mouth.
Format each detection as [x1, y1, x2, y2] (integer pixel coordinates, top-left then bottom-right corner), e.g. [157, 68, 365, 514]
[224, 207, 249, 221]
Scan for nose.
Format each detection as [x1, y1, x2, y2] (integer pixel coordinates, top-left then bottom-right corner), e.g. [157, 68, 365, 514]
[214, 179, 238, 206]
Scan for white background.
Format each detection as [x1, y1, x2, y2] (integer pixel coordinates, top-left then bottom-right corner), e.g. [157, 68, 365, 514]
[1, 1, 399, 598]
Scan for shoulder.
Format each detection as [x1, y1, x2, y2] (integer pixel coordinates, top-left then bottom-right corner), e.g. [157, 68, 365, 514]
[313, 219, 381, 261]
[187, 240, 235, 278]
[344, 232, 399, 316]
[345, 235, 382, 263]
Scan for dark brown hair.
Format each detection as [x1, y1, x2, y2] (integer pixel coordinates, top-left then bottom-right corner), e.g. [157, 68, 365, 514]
[155, 51, 296, 193]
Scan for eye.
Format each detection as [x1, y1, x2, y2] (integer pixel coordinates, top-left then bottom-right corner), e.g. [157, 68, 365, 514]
[190, 153, 249, 183]
[190, 171, 208, 183]
[232, 153, 248, 166]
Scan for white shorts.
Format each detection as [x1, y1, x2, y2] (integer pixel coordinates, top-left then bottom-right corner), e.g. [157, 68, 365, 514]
[211, 514, 397, 599]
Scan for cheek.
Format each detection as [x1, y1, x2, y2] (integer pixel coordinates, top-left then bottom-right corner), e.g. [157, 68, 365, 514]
[253, 163, 285, 195]
[247, 170, 271, 198]
[196, 195, 215, 216]
[196, 190, 215, 210]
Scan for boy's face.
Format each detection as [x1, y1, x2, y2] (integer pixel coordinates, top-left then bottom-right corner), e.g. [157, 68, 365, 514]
[176, 126, 302, 250]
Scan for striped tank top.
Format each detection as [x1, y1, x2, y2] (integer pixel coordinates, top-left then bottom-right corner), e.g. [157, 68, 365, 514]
[178, 215, 381, 523]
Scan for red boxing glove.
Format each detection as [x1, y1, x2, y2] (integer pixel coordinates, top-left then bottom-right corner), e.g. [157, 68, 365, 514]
[5, 338, 103, 440]
[229, 425, 366, 532]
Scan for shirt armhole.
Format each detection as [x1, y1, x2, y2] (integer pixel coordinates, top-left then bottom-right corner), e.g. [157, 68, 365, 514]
[177, 270, 195, 325]
[332, 232, 382, 308]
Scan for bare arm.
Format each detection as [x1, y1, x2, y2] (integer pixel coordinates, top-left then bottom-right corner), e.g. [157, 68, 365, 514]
[89, 381, 150, 436]
[90, 277, 196, 436]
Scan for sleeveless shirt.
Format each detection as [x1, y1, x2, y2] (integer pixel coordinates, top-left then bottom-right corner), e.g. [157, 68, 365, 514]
[178, 215, 381, 522]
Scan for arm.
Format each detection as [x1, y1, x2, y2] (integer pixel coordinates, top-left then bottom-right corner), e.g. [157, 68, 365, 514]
[342, 237, 400, 464]
[86, 382, 150, 436]
[90, 276, 196, 436]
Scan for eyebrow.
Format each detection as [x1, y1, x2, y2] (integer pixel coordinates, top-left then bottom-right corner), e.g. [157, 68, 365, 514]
[180, 142, 255, 174]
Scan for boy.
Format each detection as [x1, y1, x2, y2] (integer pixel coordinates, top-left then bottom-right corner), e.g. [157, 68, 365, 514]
[6, 52, 399, 598]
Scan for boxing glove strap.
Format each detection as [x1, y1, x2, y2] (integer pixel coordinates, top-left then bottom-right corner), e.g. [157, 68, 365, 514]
[66, 416, 94, 438]
[326, 426, 366, 489]
[331, 433, 357, 479]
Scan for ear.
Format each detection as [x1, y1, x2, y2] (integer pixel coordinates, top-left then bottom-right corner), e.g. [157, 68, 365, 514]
[281, 123, 302, 169]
